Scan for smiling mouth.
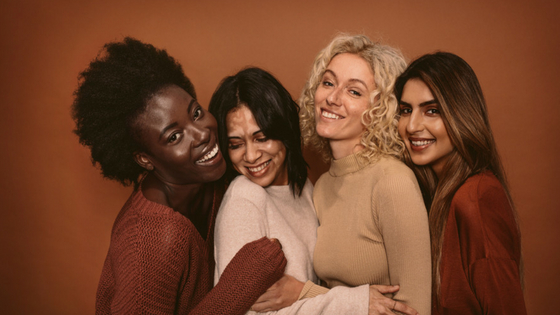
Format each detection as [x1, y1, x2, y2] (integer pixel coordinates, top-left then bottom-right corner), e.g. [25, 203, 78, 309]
[410, 139, 435, 149]
[321, 109, 343, 120]
[247, 160, 271, 173]
[196, 144, 219, 163]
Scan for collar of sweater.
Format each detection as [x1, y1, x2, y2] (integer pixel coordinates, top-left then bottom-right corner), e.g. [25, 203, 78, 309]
[328, 152, 373, 177]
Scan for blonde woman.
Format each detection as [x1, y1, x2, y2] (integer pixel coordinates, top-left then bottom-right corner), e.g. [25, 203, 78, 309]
[299, 34, 431, 315]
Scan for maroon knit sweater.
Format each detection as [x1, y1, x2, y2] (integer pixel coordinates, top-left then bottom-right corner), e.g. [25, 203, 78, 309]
[434, 172, 526, 315]
[96, 182, 287, 314]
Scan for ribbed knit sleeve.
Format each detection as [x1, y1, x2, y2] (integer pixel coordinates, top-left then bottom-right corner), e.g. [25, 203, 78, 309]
[298, 281, 329, 299]
[374, 172, 432, 315]
[191, 237, 287, 314]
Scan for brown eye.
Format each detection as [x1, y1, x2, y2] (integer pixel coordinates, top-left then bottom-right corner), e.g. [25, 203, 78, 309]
[426, 108, 440, 115]
[168, 132, 182, 143]
[400, 108, 412, 115]
[193, 107, 203, 120]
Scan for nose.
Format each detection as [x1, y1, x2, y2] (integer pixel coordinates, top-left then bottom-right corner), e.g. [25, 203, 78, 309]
[326, 87, 342, 106]
[244, 142, 262, 164]
[189, 124, 210, 148]
[406, 111, 423, 134]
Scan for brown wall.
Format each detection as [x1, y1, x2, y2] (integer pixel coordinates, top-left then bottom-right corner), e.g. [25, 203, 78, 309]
[1, 0, 558, 313]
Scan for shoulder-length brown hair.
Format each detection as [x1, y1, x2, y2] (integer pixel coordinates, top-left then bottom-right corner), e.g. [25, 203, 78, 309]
[394, 52, 522, 301]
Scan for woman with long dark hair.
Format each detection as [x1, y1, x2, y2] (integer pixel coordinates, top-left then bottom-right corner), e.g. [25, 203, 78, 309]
[72, 38, 286, 314]
[395, 52, 526, 314]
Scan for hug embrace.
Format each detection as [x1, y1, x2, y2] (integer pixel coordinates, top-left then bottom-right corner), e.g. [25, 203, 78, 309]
[72, 34, 526, 315]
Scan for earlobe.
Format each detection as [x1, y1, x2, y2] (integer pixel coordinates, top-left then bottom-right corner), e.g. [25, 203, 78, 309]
[134, 152, 154, 171]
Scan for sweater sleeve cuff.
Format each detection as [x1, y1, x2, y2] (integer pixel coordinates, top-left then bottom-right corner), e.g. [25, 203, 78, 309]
[298, 280, 330, 300]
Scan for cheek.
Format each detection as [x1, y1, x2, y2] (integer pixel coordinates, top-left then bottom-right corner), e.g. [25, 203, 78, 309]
[314, 88, 328, 108]
[228, 149, 243, 167]
[398, 119, 407, 138]
[432, 120, 450, 142]
[347, 102, 368, 129]
[270, 141, 287, 163]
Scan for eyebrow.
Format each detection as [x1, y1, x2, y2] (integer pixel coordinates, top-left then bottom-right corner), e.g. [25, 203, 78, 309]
[399, 99, 438, 107]
[227, 130, 264, 140]
[159, 98, 197, 140]
[323, 70, 370, 90]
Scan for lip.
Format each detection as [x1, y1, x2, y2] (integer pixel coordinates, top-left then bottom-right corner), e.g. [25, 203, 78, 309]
[195, 142, 222, 165]
[408, 137, 435, 152]
[320, 108, 344, 120]
[245, 159, 271, 177]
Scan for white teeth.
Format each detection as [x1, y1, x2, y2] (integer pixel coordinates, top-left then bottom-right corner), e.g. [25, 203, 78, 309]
[321, 110, 342, 119]
[197, 144, 219, 163]
[411, 140, 435, 146]
[248, 160, 270, 173]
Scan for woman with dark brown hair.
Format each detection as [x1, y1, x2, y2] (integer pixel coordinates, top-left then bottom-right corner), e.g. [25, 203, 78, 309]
[395, 52, 526, 315]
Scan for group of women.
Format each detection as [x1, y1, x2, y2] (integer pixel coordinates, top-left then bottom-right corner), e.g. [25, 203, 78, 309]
[72, 34, 526, 315]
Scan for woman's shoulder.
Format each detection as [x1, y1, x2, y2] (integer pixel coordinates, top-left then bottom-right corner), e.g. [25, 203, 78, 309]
[454, 172, 504, 203]
[223, 176, 268, 206]
[111, 190, 199, 254]
[227, 176, 266, 194]
[451, 172, 512, 223]
[370, 156, 417, 184]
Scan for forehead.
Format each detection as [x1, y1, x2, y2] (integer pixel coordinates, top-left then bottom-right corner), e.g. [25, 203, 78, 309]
[133, 85, 194, 136]
[226, 105, 260, 135]
[401, 79, 434, 103]
[327, 53, 374, 77]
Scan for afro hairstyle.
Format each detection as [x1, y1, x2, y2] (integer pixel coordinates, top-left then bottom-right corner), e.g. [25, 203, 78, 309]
[72, 37, 196, 186]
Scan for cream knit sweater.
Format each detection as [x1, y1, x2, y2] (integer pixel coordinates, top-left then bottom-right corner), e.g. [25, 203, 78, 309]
[313, 154, 432, 315]
[214, 175, 369, 314]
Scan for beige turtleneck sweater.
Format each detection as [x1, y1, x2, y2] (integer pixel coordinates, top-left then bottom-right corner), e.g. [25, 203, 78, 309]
[313, 154, 431, 315]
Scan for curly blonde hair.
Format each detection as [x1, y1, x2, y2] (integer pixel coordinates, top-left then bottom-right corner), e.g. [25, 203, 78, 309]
[299, 34, 407, 162]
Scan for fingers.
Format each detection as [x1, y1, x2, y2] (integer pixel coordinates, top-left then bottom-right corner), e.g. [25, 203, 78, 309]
[393, 301, 419, 315]
[369, 285, 416, 315]
[253, 289, 276, 304]
[251, 300, 275, 312]
[371, 284, 400, 294]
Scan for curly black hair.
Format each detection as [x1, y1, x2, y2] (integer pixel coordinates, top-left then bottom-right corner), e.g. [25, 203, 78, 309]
[72, 37, 196, 186]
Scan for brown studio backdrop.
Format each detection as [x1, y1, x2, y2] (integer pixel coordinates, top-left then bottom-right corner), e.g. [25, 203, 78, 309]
[1, 0, 558, 314]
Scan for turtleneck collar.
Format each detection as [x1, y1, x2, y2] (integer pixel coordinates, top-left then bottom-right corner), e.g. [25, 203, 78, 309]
[328, 152, 372, 177]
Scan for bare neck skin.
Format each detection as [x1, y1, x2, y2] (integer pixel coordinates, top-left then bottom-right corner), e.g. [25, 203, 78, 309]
[142, 172, 213, 237]
[329, 140, 365, 160]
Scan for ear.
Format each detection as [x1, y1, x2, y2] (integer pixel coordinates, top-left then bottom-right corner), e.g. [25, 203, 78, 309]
[134, 152, 154, 171]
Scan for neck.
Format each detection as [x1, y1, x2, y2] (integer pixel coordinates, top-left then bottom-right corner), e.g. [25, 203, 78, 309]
[329, 140, 365, 160]
[142, 173, 209, 217]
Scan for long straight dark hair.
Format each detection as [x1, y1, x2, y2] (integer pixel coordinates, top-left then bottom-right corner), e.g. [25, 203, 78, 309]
[394, 52, 522, 301]
[209, 67, 308, 196]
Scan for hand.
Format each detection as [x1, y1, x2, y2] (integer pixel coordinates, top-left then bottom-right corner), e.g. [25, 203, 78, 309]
[368, 285, 419, 315]
[250, 274, 305, 312]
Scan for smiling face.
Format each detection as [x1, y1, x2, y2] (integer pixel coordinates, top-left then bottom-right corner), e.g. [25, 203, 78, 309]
[226, 105, 288, 187]
[314, 53, 376, 159]
[133, 85, 226, 185]
[398, 79, 454, 177]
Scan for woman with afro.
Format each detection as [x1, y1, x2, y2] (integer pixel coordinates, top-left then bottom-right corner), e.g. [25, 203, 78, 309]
[72, 37, 286, 314]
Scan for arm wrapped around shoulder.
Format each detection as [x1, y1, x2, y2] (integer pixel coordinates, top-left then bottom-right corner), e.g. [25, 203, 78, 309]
[190, 237, 287, 315]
